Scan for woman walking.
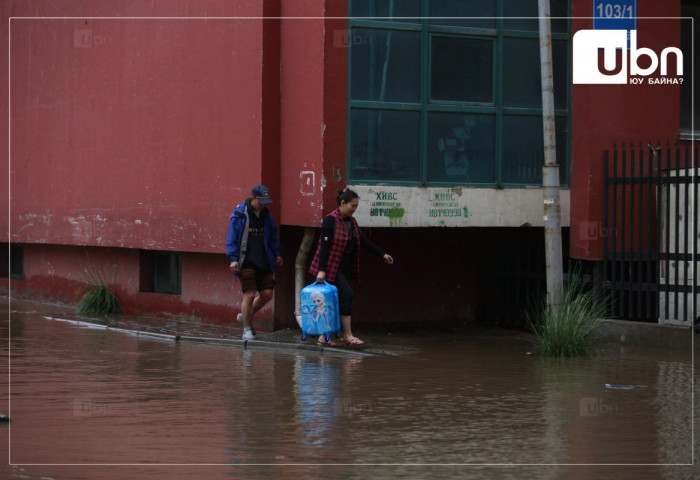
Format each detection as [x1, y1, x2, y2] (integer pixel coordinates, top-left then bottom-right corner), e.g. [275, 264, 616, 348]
[309, 189, 394, 345]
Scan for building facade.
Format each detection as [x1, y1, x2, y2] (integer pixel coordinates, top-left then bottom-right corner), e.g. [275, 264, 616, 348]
[1, 0, 694, 330]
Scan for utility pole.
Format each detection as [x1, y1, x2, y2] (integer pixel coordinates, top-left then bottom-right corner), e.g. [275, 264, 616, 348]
[538, 0, 564, 311]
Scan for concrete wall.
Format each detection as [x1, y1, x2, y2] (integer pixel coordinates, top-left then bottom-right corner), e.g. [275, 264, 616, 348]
[352, 185, 571, 228]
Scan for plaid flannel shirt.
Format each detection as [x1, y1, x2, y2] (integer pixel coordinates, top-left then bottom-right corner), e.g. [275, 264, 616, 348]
[309, 208, 361, 282]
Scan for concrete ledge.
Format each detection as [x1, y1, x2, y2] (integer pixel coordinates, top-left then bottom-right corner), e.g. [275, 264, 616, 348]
[593, 319, 694, 350]
[174, 335, 376, 357]
[42, 316, 377, 357]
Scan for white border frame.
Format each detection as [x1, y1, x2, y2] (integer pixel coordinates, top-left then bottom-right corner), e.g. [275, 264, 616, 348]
[6, 14, 695, 468]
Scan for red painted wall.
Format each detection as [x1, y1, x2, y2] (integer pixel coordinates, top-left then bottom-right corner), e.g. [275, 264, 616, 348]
[279, 0, 348, 226]
[279, 3, 326, 226]
[321, 2, 350, 212]
[3, 0, 688, 328]
[570, 0, 683, 260]
[2, 0, 352, 328]
[5, 1, 277, 253]
[2, 244, 252, 327]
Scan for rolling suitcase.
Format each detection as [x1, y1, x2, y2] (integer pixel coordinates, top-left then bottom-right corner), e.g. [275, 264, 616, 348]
[300, 281, 340, 341]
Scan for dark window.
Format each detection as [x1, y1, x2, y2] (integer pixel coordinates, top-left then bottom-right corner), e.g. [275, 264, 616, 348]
[351, 29, 421, 103]
[140, 250, 181, 295]
[348, 0, 570, 187]
[431, 36, 494, 103]
[503, 0, 569, 33]
[501, 115, 567, 185]
[350, 0, 422, 22]
[502, 37, 543, 108]
[350, 109, 421, 182]
[427, 112, 496, 183]
[428, 0, 496, 29]
[1, 243, 24, 279]
[502, 38, 568, 109]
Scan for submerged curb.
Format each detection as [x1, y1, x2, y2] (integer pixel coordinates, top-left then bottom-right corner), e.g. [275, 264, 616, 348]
[42, 316, 377, 357]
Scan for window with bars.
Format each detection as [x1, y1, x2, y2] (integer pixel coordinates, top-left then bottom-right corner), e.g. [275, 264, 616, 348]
[348, 0, 570, 187]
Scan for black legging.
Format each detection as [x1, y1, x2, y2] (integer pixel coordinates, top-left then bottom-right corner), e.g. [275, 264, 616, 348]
[333, 269, 355, 316]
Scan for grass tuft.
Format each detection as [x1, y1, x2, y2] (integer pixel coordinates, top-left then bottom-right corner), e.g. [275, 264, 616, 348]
[527, 276, 608, 358]
[76, 264, 121, 317]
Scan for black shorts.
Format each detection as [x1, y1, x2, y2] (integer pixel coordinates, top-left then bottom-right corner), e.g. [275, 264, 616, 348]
[238, 268, 275, 293]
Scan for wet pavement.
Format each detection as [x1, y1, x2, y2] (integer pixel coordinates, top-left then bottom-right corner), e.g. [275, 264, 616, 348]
[1, 298, 698, 480]
[12, 298, 513, 358]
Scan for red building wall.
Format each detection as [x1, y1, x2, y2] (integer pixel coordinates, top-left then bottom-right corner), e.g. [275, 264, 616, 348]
[12, 244, 244, 326]
[278, 0, 348, 226]
[2, 0, 352, 328]
[5, 1, 274, 253]
[569, 0, 683, 260]
[2, 0, 689, 328]
[2, 1, 286, 327]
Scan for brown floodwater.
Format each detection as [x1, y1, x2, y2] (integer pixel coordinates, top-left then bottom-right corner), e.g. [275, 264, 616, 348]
[1, 303, 697, 480]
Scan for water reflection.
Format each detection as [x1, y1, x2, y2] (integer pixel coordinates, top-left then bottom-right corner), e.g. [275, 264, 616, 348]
[1, 306, 696, 480]
[223, 348, 286, 464]
[656, 360, 693, 465]
[294, 356, 342, 452]
[533, 350, 693, 466]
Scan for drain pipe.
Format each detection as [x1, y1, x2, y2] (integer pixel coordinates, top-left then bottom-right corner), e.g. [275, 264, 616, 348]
[294, 227, 316, 327]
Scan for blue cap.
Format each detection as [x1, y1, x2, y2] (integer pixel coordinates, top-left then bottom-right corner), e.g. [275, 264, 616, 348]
[251, 184, 273, 204]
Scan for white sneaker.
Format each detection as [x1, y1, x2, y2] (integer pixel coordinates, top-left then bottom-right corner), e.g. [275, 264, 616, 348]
[238, 314, 257, 337]
[242, 328, 257, 341]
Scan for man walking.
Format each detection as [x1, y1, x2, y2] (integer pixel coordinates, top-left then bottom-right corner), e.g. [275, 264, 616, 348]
[226, 184, 283, 340]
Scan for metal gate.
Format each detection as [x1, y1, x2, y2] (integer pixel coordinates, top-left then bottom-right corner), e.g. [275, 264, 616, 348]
[602, 141, 698, 325]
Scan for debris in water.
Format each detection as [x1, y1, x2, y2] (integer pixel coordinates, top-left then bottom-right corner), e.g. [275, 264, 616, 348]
[605, 384, 647, 390]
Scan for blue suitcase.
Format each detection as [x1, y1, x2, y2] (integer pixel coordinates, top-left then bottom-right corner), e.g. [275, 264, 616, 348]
[300, 281, 340, 341]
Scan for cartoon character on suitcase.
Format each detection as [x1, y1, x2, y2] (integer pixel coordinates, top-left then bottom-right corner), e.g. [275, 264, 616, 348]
[301, 282, 340, 341]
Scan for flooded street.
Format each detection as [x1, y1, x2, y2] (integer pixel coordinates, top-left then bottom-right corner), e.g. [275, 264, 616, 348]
[1, 303, 697, 480]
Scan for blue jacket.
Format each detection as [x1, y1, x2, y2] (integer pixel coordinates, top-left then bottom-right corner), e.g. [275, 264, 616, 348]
[226, 200, 282, 273]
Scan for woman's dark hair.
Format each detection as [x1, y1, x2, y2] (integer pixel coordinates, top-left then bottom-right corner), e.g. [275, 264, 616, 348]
[337, 188, 359, 205]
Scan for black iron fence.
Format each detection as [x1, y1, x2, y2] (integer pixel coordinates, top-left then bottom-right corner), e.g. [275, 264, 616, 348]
[603, 141, 698, 324]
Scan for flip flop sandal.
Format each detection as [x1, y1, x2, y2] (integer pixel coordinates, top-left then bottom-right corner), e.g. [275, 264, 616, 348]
[341, 336, 365, 346]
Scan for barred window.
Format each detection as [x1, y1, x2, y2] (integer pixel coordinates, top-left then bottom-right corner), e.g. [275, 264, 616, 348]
[348, 0, 570, 187]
